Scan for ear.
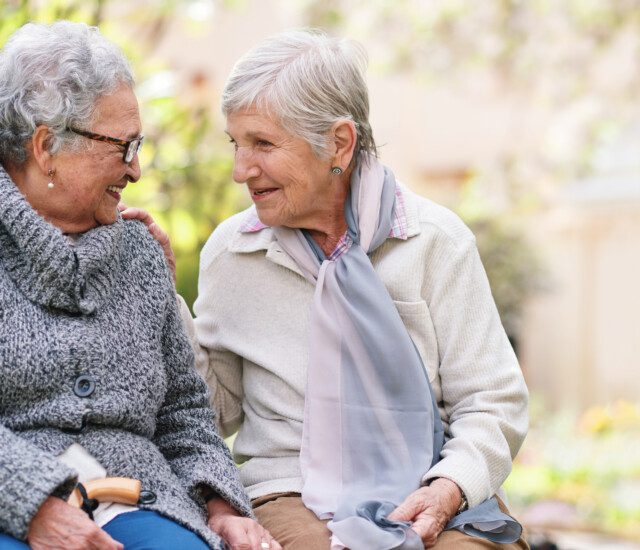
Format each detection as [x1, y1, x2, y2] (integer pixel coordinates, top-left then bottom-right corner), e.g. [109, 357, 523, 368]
[30, 125, 55, 174]
[331, 119, 357, 170]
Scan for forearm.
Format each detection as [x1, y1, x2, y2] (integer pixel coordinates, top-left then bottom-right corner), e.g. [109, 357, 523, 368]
[206, 495, 242, 519]
[427, 477, 465, 519]
[425, 321, 528, 505]
[424, 239, 529, 506]
[425, 376, 528, 506]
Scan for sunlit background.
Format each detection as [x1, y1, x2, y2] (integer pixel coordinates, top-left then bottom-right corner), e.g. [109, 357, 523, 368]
[1, 1, 639, 547]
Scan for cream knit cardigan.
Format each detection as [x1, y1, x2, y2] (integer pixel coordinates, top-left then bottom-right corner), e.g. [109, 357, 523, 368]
[180, 184, 529, 508]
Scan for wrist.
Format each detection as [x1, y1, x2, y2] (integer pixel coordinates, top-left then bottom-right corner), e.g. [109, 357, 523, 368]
[427, 477, 467, 517]
[199, 485, 218, 503]
[206, 497, 240, 518]
[455, 489, 468, 514]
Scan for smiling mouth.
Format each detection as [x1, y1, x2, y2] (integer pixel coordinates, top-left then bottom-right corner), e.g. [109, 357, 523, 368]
[106, 185, 125, 200]
[250, 188, 279, 202]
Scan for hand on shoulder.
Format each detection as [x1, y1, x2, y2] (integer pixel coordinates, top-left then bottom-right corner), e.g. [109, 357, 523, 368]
[119, 203, 176, 283]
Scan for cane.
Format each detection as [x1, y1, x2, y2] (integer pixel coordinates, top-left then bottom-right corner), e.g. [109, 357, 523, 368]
[67, 477, 155, 519]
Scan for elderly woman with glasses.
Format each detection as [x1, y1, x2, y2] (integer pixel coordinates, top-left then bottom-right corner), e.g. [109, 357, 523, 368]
[127, 30, 530, 550]
[0, 21, 280, 550]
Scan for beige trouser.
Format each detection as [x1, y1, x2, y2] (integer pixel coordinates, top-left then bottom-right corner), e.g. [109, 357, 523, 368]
[253, 492, 530, 550]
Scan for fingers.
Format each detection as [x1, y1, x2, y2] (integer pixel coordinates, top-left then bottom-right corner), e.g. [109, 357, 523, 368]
[387, 486, 452, 548]
[88, 528, 124, 550]
[221, 521, 252, 549]
[209, 515, 279, 550]
[148, 222, 171, 246]
[115, 205, 176, 282]
[409, 516, 440, 547]
[267, 535, 283, 550]
[119, 205, 155, 227]
[244, 526, 262, 549]
[258, 527, 281, 550]
[387, 504, 412, 522]
[31, 523, 122, 550]
[61, 522, 123, 550]
[388, 494, 422, 522]
[28, 497, 123, 550]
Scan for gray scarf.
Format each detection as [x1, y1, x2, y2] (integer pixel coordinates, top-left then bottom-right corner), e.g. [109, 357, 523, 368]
[274, 156, 521, 549]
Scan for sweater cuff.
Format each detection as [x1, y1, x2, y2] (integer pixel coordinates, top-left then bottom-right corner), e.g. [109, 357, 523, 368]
[189, 472, 254, 519]
[0, 456, 77, 540]
[422, 455, 491, 509]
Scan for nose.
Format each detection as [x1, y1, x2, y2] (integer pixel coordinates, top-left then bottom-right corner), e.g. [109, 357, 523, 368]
[232, 146, 261, 184]
[126, 153, 141, 183]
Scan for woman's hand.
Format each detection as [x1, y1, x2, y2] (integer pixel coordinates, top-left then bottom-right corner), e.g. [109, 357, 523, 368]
[118, 204, 176, 284]
[207, 497, 282, 550]
[27, 496, 123, 550]
[388, 478, 462, 548]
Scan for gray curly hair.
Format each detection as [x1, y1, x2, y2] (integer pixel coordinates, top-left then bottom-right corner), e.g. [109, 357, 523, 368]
[0, 21, 134, 165]
[222, 29, 376, 161]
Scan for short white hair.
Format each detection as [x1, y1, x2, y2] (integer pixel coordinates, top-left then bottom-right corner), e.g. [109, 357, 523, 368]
[0, 21, 134, 165]
[222, 29, 376, 160]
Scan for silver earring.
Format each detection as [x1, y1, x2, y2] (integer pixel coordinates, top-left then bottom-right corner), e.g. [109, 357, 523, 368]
[331, 166, 343, 175]
[47, 169, 55, 189]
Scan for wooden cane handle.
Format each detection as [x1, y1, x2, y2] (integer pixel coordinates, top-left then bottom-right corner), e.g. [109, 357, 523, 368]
[67, 477, 141, 507]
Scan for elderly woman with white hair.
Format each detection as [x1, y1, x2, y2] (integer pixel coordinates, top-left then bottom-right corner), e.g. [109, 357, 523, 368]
[128, 30, 530, 550]
[0, 21, 280, 550]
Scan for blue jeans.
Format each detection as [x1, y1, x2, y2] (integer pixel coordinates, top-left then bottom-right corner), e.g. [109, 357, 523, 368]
[0, 510, 210, 549]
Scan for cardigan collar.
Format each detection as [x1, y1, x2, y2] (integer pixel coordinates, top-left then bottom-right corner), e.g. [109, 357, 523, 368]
[226, 182, 422, 277]
[0, 165, 122, 314]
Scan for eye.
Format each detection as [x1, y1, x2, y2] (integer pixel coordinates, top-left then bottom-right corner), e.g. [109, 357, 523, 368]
[256, 139, 274, 148]
[228, 138, 238, 151]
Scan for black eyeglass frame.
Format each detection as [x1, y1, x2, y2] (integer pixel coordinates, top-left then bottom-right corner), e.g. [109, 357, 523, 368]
[67, 126, 144, 163]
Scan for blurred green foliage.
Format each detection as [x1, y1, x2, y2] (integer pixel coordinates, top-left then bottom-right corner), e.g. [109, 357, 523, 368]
[506, 399, 640, 540]
[456, 180, 546, 346]
[465, 216, 544, 347]
[0, 0, 243, 309]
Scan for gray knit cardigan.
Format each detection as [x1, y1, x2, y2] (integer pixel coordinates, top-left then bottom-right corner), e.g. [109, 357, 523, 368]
[0, 166, 252, 548]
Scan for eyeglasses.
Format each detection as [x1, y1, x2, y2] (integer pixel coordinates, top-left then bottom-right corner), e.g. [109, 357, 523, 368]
[67, 126, 144, 164]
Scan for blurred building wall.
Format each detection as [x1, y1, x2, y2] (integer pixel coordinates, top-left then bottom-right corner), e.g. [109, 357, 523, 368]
[521, 129, 640, 409]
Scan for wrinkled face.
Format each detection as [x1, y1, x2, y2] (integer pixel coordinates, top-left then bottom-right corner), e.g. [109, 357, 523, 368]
[46, 84, 142, 232]
[226, 108, 335, 230]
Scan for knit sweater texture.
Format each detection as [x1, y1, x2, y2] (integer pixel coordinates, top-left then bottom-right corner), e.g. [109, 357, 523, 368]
[182, 183, 529, 509]
[0, 166, 251, 547]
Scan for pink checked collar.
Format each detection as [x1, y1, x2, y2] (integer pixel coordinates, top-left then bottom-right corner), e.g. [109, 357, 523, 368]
[239, 186, 408, 260]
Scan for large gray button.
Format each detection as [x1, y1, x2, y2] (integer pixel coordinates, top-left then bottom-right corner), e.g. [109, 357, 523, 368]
[73, 375, 95, 398]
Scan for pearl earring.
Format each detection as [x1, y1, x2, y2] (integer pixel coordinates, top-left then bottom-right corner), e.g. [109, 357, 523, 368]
[47, 169, 55, 189]
[331, 167, 343, 175]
